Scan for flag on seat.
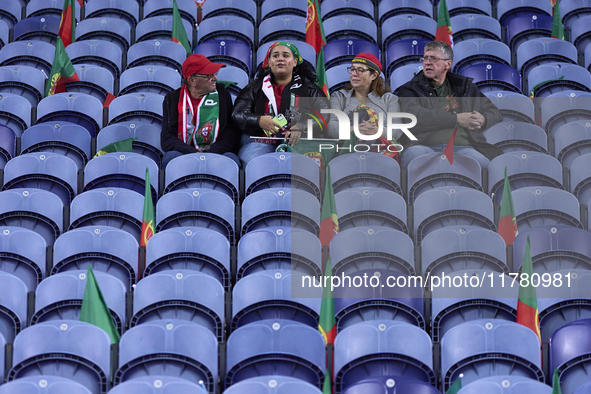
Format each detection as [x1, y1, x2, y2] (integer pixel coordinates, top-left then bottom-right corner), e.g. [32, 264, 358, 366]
[59, 0, 76, 47]
[552, 368, 562, 394]
[436, 0, 453, 47]
[140, 167, 155, 248]
[498, 167, 518, 246]
[80, 265, 120, 344]
[446, 375, 462, 394]
[306, 0, 329, 97]
[551, 0, 565, 40]
[172, 0, 191, 56]
[45, 37, 80, 97]
[516, 235, 542, 343]
[94, 138, 134, 158]
[442, 124, 458, 164]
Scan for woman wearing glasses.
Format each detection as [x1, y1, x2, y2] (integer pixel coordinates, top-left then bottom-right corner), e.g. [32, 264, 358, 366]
[232, 41, 328, 167]
[327, 53, 402, 158]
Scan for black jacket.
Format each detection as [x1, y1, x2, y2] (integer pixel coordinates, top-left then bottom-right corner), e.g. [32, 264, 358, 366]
[397, 71, 504, 160]
[161, 83, 240, 155]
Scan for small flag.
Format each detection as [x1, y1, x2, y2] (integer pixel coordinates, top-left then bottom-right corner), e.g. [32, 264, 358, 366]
[45, 37, 80, 97]
[104, 93, 116, 109]
[76, 0, 84, 6]
[551, 0, 565, 40]
[80, 265, 121, 344]
[306, 0, 330, 97]
[436, 0, 453, 47]
[319, 165, 339, 251]
[516, 235, 542, 342]
[498, 167, 518, 246]
[140, 167, 155, 248]
[552, 368, 562, 394]
[446, 375, 462, 394]
[442, 124, 458, 165]
[172, 0, 191, 56]
[58, 0, 76, 47]
[530, 76, 564, 99]
[94, 138, 134, 158]
[322, 371, 331, 394]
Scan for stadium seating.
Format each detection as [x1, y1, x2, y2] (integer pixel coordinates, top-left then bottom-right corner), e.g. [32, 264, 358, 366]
[13, 16, 60, 45]
[0, 271, 28, 344]
[108, 376, 207, 394]
[68, 64, 115, 104]
[107, 92, 164, 126]
[194, 39, 252, 75]
[341, 376, 441, 394]
[390, 62, 423, 94]
[561, 0, 591, 29]
[516, 38, 578, 85]
[450, 14, 501, 43]
[197, 16, 255, 49]
[549, 319, 591, 394]
[75, 17, 131, 54]
[84, 0, 139, 28]
[527, 63, 591, 98]
[378, 0, 433, 24]
[504, 13, 553, 53]
[330, 152, 402, 195]
[438, 0, 492, 17]
[571, 16, 591, 53]
[326, 65, 352, 93]
[36, 92, 103, 138]
[452, 39, 511, 74]
[0, 65, 45, 107]
[0, 125, 15, 169]
[381, 15, 436, 49]
[97, 122, 164, 167]
[0, 40, 55, 77]
[324, 14, 378, 45]
[324, 39, 380, 70]
[322, 0, 374, 20]
[202, 0, 257, 26]
[554, 120, 591, 168]
[0, 226, 46, 292]
[483, 122, 548, 153]
[483, 91, 536, 124]
[0, 93, 31, 138]
[569, 153, 591, 204]
[455, 376, 553, 393]
[460, 63, 522, 94]
[67, 40, 123, 79]
[540, 91, 591, 140]
[135, 16, 193, 47]
[385, 39, 429, 77]
[126, 40, 186, 71]
[26, 0, 81, 20]
[497, 0, 552, 26]
[0, 376, 94, 394]
[217, 65, 250, 99]
[0, 1, 21, 29]
[144, 0, 198, 26]
[261, 0, 307, 21]
[224, 376, 322, 394]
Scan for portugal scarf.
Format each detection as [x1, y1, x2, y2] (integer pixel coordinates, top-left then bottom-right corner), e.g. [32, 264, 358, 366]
[177, 85, 220, 150]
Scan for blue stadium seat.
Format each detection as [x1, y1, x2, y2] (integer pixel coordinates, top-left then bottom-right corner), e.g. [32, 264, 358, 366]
[144, 0, 198, 26]
[504, 13, 553, 53]
[13, 16, 60, 45]
[0, 93, 31, 138]
[343, 376, 442, 394]
[232, 269, 321, 331]
[0, 1, 21, 29]
[2, 152, 78, 206]
[561, 0, 591, 29]
[570, 153, 591, 204]
[115, 320, 218, 391]
[450, 14, 502, 43]
[26, 0, 81, 20]
[197, 16, 255, 49]
[8, 320, 111, 394]
[335, 320, 435, 393]
[83, 152, 159, 201]
[245, 152, 320, 199]
[156, 189, 235, 242]
[0, 272, 27, 344]
[322, 0, 374, 20]
[483, 91, 535, 124]
[488, 151, 563, 205]
[572, 16, 591, 53]
[236, 227, 322, 280]
[576, 382, 591, 394]
[497, 0, 552, 26]
[107, 92, 164, 126]
[68, 64, 115, 104]
[441, 319, 543, 392]
[0, 40, 55, 77]
[36, 92, 103, 138]
[437, 0, 492, 16]
[0, 189, 63, 246]
[324, 39, 380, 70]
[194, 39, 252, 75]
[413, 186, 495, 244]
[126, 40, 186, 71]
[0, 226, 46, 292]
[201, 0, 256, 26]
[330, 152, 402, 195]
[135, 16, 193, 47]
[0, 20, 8, 49]
[431, 270, 518, 343]
[261, 0, 307, 21]
[0, 376, 93, 394]
[75, 17, 131, 54]
[528, 63, 591, 98]
[224, 376, 322, 394]
[330, 226, 415, 276]
[216, 65, 249, 100]
[324, 14, 378, 45]
[0, 125, 15, 169]
[31, 270, 126, 333]
[97, 122, 164, 167]
[334, 270, 425, 331]
[482, 122, 548, 153]
[540, 91, 591, 140]
[131, 270, 225, 341]
[336, 187, 407, 234]
[586, 45, 591, 73]
[241, 189, 320, 236]
[226, 319, 325, 388]
[84, 0, 139, 28]
[67, 40, 123, 79]
[455, 376, 552, 394]
[0, 65, 44, 107]
[53, 225, 138, 291]
[549, 319, 591, 394]
[513, 225, 591, 273]
[452, 39, 511, 74]
[554, 120, 591, 168]
[381, 15, 436, 50]
[516, 37, 578, 84]
[145, 227, 229, 289]
[108, 376, 207, 394]
[256, 40, 316, 71]
[379, 0, 433, 25]
[326, 65, 350, 93]
[258, 15, 307, 46]
[164, 153, 239, 202]
[385, 39, 428, 77]
[390, 63, 423, 94]
[459, 63, 521, 93]
[406, 152, 482, 204]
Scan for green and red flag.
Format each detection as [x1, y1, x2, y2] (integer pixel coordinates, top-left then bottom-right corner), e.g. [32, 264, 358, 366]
[322, 370, 332, 394]
[516, 235, 542, 342]
[319, 165, 339, 250]
[498, 167, 518, 246]
[446, 375, 462, 394]
[552, 368, 562, 394]
[80, 265, 121, 344]
[442, 123, 459, 165]
[551, 0, 565, 40]
[45, 37, 80, 97]
[140, 167, 155, 248]
[94, 138, 134, 158]
[436, 0, 453, 47]
[172, 0, 191, 56]
[59, 0, 76, 47]
[306, 0, 329, 97]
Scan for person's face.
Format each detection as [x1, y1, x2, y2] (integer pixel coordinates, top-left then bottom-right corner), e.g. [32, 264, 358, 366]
[268, 45, 296, 78]
[187, 71, 218, 97]
[422, 49, 452, 82]
[349, 64, 378, 91]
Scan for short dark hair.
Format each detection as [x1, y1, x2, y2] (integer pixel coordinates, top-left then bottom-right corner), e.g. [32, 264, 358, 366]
[424, 41, 454, 62]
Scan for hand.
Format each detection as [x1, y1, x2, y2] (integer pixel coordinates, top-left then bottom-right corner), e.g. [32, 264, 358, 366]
[471, 110, 486, 128]
[358, 120, 381, 137]
[456, 112, 483, 130]
[283, 130, 301, 146]
[258, 115, 281, 135]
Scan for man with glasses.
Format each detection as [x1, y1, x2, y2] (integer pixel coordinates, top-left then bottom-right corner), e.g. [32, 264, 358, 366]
[161, 54, 241, 168]
[397, 41, 503, 168]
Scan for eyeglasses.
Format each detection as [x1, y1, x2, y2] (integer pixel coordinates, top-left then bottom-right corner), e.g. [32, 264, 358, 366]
[347, 67, 372, 75]
[420, 56, 450, 63]
[191, 72, 218, 81]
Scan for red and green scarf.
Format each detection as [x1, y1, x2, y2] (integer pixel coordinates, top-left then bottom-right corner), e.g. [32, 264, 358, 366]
[177, 85, 220, 150]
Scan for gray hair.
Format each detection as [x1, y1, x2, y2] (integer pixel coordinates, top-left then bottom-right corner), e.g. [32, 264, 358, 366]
[424, 41, 454, 62]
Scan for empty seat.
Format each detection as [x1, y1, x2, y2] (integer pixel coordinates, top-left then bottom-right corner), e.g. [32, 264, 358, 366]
[326, 65, 351, 94]
[421, 226, 508, 278]
[97, 121, 164, 167]
[452, 39, 511, 74]
[482, 122, 548, 153]
[144, 0, 198, 26]
[115, 320, 218, 392]
[322, 0, 373, 20]
[505, 13, 553, 54]
[342, 376, 441, 394]
[261, 0, 307, 20]
[0, 125, 15, 169]
[488, 151, 563, 205]
[131, 270, 225, 341]
[217, 65, 249, 99]
[8, 320, 111, 394]
[83, 152, 159, 200]
[226, 319, 325, 388]
[0, 93, 32, 138]
[67, 40, 123, 79]
[197, 16, 255, 49]
[334, 321, 435, 393]
[330, 226, 416, 276]
[75, 17, 131, 54]
[572, 15, 591, 53]
[324, 14, 378, 45]
[36, 92, 103, 138]
[561, 0, 591, 29]
[68, 64, 115, 104]
[450, 14, 502, 43]
[13, 16, 60, 45]
[438, 0, 492, 16]
[84, 0, 139, 28]
[52, 226, 138, 291]
[541, 91, 591, 139]
[0, 226, 46, 292]
[0, 272, 28, 344]
[135, 16, 193, 47]
[457, 376, 552, 393]
[528, 63, 591, 98]
[0, 375, 94, 394]
[0, 65, 45, 107]
[554, 120, 591, 168]
[224, 376, 322, 394]
[108, 376, 206, 394]
[256, 40, 317, 71]
[237, 227, 322, 281]
[390, 63, 423, 94]
[194, 39, 252, 75]
[379, 0, 433, 24]
[517, 38, 578, 84]
[385, 39, 429, 77]
[26, 0, 81, 20]
[108, 92, 164, 126]
[0, 40, 55, 77]
[569, 153, 591, 204]
[381, 15, 436, 49]
[126, 40, 186, 71]
[549, 319, 591, 394]
[497, 0, 552, 26]
[324, 39, 380, 70]
[258, 15, 307, 45]
[483, 91, 536, 124]
[460, 63, 521, 94]
[201, 0, 256, 26]
[241, 189, 320, 237]
[0, 189, 63, 246]
[31, 271, 126, 333]
[0, 1, 21, 29]
[330, 152, 402, 195]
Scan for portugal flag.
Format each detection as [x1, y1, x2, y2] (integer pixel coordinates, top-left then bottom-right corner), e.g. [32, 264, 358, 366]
[551, 0, 565, 40]
[498, 167, 518, 246]
[516, 235, 541, 343]
[45, 37, 80, 97]
[306, 0, 329, 97]
[172, 0, 191, 56]
[59, 0, 76, 47]
[140, 167, 155, 248]
[319, 165, 339, 251]
[436, 0, 453, 47]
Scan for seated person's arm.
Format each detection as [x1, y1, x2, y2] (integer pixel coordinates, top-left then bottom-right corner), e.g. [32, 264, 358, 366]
[161, 93, 198, 154]
[208, 88, 241, 154]
[397, 86, 457, 132]
[231, 86, 268, 136]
